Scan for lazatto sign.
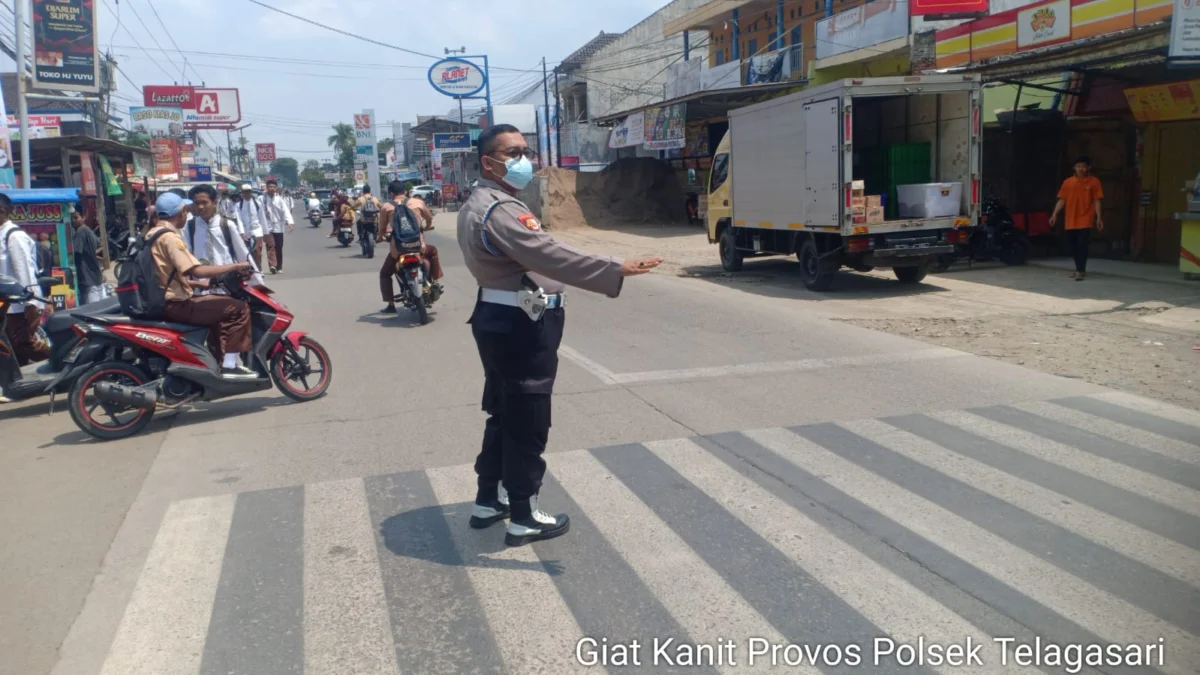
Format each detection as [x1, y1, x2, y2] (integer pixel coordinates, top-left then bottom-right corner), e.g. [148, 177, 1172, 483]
[428, 58, 486, 98]
[143, 85, 195, 108]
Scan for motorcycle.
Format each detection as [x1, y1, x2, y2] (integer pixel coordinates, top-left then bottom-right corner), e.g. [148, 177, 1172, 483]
[0, 274, 126, 405]
[393, 252, 441, 325]
[308, 208, 322, 227]
[336, 222, 355, 248]
[357, 219, 376, 259]
[930, 196, 1031, 272]
[67, 272, 332, 441]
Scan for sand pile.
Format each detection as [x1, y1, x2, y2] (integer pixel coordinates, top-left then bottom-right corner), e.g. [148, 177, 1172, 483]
[542, 157, 686, 230]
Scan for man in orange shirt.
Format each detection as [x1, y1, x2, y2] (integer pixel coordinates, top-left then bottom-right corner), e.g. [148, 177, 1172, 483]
[1049, 156, 1104, 280]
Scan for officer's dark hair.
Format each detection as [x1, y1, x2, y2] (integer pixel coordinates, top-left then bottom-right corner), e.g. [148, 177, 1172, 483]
[188, 184, 217, 201]
[387, 180, 405, 196]
[478, 124, 521, 162]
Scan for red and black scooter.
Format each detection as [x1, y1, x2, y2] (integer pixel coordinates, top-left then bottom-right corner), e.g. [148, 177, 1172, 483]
[67, 272, 332, 441]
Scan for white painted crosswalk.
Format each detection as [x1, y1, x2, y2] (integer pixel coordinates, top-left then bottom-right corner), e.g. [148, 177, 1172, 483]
[94, 394, 1199, 675]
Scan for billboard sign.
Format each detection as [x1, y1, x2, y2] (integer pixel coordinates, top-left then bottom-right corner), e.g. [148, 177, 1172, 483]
[130, 107, 184, 139]
[1171, 0, 1200, 60]
[150, 138, 179, 180]
[1017, 0, 1072, 48]
[143, 85, 195, 108]
[815, 0, 910, 60]
[255, 143, 277, 162]
[0, 88, 15, 188]
[32, 0, 99, 93]
[432, 132, 472, 150]
[183, 88, 242, 127]
[6, 114, 62, 140]
[186, 165, 213, 181]
[910, 0, 987, 18]
[428, 58, 487, 98]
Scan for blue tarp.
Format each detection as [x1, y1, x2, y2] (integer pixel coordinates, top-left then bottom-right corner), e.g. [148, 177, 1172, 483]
[2, 187, 80, 204]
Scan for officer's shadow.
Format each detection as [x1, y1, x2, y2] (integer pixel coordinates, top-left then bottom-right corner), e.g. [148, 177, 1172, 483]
[380, 502, 565, 577]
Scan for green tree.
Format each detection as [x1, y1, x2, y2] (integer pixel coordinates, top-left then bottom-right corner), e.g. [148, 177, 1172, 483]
[327, 123, 356, 173]
[300, 159, 325, 187]
[269, 157, 300, 187]
[377, 137, 394, 154]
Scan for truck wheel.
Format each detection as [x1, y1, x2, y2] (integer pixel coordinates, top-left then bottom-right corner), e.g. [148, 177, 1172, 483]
[719, 227, 743, 272]
[999, 237, 1030, 266]
[797, 238, 835, 291]
[929, 254, 955, 273]
[894, 266, 928, 284]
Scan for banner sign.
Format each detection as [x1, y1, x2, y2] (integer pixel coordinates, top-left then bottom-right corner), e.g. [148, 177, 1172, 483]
[130, 106, 184, 139]
[79, 151, 97, 195]
[1017, 0, 1072, 48]
[608, 112, 644, 149]
[5, 114, 61, 140]
[1125, 79, 1200, 122]
[150, 138, 179, 180]
[0, 87, 14, 188]
[537, 105, 559, 168]
[1171, 0, 1200, 60]
[185, 165, 213, 181]
[910, 0, 988, 17]
[642, 104, 686, 151]
[355, 110, 380, 193]
[432, 132, 471, 150]
[97, 155, 122, 196]
[428, 58, 487, 98]
[255, 143, 277, 162]
[11, 202, 65, 228]
[324, 172, 341, 180]
[183, 88, 242, 128]
[143, 85, 195, 108]
[32, 0, 100, 93]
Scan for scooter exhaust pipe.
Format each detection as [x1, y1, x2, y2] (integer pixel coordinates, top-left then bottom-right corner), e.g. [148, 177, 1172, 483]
[93, 381, 159, 410]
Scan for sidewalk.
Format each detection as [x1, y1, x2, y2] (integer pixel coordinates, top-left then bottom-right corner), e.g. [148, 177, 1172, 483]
[1030, 257, 1197, 287]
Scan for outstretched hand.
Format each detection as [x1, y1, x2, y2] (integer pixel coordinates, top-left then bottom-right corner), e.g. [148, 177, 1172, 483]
[621, 257, 665, 276]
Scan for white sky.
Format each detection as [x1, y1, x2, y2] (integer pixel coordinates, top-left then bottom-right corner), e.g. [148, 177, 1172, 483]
[5, 0, 670, 164]
[106, 0, 670, 164]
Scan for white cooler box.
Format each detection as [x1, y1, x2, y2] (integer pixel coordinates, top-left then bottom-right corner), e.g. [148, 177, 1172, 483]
[896, 183, 962, 219]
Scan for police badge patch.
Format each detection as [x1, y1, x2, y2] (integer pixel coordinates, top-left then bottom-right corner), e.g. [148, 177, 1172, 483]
[518, 214, 541, 231]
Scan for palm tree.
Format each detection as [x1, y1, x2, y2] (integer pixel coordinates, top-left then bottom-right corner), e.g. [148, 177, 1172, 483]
[327, 123, 355, 172]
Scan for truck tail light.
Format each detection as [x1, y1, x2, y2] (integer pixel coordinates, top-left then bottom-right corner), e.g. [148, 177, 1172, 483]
[973, 105, 980, 135]
[844, 110, 852, 140]
[972, 178, 980, 205]
[845, 185, 851, 208]
[846, 236, 871, 253]
[946, 229, 968, 245]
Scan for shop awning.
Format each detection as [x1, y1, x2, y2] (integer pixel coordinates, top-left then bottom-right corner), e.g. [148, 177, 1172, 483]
[3, 187, 80, 203]
[591, 80, 802, 125]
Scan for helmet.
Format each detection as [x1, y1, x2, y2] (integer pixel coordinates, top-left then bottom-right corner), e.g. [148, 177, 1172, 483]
[309, 192, 316, 198]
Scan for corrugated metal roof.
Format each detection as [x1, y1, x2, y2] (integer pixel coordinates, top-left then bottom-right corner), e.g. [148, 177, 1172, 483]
[559, 32, 623, 71]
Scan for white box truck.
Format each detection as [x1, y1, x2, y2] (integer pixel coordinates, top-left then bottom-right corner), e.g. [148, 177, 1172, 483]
[706, 75, 983, 290]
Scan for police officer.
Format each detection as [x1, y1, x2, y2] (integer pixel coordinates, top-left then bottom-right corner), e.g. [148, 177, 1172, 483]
[459, 124, 663, 547]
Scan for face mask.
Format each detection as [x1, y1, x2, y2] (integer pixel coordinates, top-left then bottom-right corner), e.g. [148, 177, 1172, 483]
[496, 156, 534, 191]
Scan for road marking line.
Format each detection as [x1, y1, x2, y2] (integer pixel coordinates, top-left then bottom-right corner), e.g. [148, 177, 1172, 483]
[558, 344, 620, 384]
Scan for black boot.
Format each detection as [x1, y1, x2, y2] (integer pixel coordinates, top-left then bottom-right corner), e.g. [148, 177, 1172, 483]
[505, 494, 569, 546]
[469, 484, 510, 529]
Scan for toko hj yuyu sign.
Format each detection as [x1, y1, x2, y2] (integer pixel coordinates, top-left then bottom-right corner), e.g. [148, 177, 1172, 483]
[428, 58, 487, 98]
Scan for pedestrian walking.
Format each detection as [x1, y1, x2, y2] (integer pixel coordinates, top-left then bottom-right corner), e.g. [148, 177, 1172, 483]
[71, 207, 105, 305]
[261, 179, 294, 274]
[236, 184, 266, 270]
[458, 124, 663, 546]
[1049, 156, 1104, 280]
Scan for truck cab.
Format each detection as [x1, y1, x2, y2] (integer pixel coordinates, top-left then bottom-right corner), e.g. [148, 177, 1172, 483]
[706, 131, 732, 246]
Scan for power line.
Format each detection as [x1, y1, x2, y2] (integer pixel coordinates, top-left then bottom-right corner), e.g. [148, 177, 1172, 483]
[144, 0, 194, 81]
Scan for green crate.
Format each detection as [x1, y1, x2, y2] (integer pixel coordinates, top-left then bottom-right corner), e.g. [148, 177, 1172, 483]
[884, 142, 932, 219]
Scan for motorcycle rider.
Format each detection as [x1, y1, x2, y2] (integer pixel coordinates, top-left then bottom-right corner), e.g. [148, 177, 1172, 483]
[306, 192, 321, 213]
[355, 185, 382, 244]
[150, 192, 257, 380]
[378, 181, 442, 314]
[0, 192, 48, 368]
[328, 190, 352, 238]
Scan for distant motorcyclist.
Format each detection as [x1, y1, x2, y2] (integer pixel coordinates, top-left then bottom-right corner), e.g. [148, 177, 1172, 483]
[306, 192, 320, 212]
[378, 181, 442, 314]
[355, 185, 382, 244]
[327, 189, 350, 238]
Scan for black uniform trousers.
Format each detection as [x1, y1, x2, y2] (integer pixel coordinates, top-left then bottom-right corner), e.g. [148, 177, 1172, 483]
[469, 298, 564, 520]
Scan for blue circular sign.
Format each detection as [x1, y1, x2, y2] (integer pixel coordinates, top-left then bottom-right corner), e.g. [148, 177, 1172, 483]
[428, 58, 487, 98]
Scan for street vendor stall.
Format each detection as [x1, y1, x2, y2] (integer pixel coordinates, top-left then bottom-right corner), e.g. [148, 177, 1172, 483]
[6, 187, 81, 309]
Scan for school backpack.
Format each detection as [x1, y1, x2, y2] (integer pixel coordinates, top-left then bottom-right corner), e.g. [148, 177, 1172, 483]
[115, 228, 174, 319]
[391, 198, 422, 252]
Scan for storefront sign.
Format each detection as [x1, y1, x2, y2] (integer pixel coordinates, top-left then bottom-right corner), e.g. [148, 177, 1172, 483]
[183, 88, 242, 128]
[910, 0, 988, 18]
[11, 202, 65, 232]
[6, 115, 62, 140]
[185, 165, 213, 181]
[608, 113, 644, 149]
[255, 143, 277, 162]
[0, 89, 15, 188]
[643, 104, 686, 151]
[132, 152, 154, 180]
[143, 85, 195, 108]
[441, 184, 457, 203]
[130, 106, 184, 140]
[324, 172, 341, 181]
[32, 0, 99, 93]
[1018, 0, 1072, 48]
[97, 155, 122, 196]
[816, 0, 909, 60]
[1124, 79, 1200, 121]
[150, 138, 180, 180]
[428, 58, 487, 98]
[1171, 0, 1200, 60]
[432, 132, 471, 150]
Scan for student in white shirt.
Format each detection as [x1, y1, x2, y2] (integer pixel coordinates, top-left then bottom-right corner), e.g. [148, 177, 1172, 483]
[0, 192, 49, 368]
[235, 184, 265, 270]
[260, 179, 294, 274]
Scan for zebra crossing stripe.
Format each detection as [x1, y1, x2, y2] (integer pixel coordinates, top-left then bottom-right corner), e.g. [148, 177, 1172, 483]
[100, 494, 235, 675]
[747, 426, 1199, 675]
[1053, 395, 1200, 446]
[1091, 391, 1200, 429]
[1014, 400, 1200, 467]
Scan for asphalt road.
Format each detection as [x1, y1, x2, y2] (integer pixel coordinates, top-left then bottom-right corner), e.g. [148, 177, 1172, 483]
[3, 207, 1198, 675]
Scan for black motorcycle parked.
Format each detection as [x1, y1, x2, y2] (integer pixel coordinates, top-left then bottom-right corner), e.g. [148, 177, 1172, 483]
[0, 274, 124, 405]
[930, 196, 1030, 273]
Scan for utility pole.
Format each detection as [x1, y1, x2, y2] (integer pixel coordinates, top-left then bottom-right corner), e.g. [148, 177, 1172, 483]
[552, 65, 562, 168]
[15, 0, 31, 186]
[541, 57, 550, 167]
[95, 56, 116, 139]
